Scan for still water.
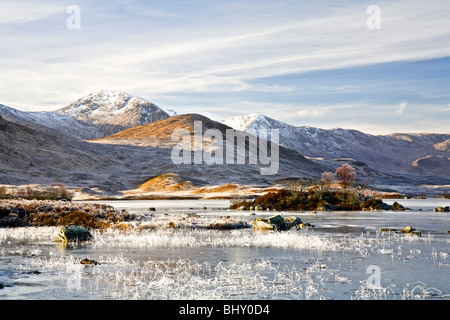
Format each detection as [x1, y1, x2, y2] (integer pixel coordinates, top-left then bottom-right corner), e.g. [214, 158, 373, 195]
[0, 198, 449, 300]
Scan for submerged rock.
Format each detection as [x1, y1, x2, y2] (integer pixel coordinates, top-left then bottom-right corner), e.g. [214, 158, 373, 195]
[80, 258, 99, 265]
[55, 225, 94, 242]
[379, 225, 421, 236]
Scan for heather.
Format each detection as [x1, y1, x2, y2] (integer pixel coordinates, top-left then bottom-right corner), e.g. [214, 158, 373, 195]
[0, 199, 131, 228]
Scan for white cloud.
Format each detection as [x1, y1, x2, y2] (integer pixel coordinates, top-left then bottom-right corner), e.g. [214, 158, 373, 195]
[396, 101, 408, 115]
[296, 109, 328, 119]
[0, 1, 61, 24]
[0, 0, 449, 135]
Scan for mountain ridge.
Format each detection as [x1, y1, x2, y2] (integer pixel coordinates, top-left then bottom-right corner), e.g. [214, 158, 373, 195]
[223, 114, 450, 177]
[1, 96, 449, 197]
[0, 90, 171, 140]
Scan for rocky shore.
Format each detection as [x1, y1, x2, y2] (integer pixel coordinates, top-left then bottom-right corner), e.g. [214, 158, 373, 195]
[0, 199, 132, 228]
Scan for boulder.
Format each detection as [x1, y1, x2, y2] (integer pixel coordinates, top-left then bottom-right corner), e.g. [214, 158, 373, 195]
[391, 202, 406, 211]
[360, 198, 391, 211]
[380, 225, 421, 236]
[284, 216, 303, 229]
[80, 258, 99, 265]
[400, 226, 421, 236]
[252, 215, 304, 231]
[252, 219, 275, 231]
[55, 225, 94, 242]
[434, 206, 450, 212]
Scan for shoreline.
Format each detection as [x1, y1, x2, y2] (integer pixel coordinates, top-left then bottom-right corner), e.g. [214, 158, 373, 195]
[3, 181, 450, 202]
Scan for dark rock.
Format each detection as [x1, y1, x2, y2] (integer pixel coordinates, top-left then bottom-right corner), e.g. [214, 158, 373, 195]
[434, 206, 449, 212]
[80, 258, 99, 265]
[360, 198, 391, 211]
[26, 270, 41, 275]
[55, 225, 94, 242]
[253, 215, 304, 231]
[380, 225, 421, 236]
[284, 216, 303, 229]
[391, 202, 406, 211]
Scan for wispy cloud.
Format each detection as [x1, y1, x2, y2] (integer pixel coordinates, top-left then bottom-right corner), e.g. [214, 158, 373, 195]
[0, 0, 449, 134]
[396, 101, 408, 115]
[0, 1, 61, 24]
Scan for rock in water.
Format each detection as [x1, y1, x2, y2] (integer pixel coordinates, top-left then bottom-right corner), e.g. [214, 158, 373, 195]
[253, 215, 287, 231]
[284, 216, 303, 229]
[55, 225, 94, 242]
[80, 258, 99, 265]
[391, 202, 406, 211]
[253, 215, 303, 231]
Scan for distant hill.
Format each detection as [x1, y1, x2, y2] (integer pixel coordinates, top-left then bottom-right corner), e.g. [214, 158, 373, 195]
[1, 99, 449, 197]
[223, 114, 450, 177]
[0, 90, 170, 140]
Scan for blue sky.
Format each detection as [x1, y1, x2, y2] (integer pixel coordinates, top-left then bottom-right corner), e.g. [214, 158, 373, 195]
[0, 0, 449, 134]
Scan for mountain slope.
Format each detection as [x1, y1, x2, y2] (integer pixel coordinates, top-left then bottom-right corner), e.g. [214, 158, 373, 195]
[0, 90, 170, 140]
[0, 114, 326, 193]
[90, 113, 234, 147]
[223, 114, 450, 177]
[91, 113, 329, 179]
[1, 113, 448, 197]
[56, 90, 170, 139]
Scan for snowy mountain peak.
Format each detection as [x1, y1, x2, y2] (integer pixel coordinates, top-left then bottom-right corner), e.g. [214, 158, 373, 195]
[54, 90, 170, 137]
[223, 113, 295, 132]
[1, 91, 171, 140]
[58, 90, 162, 117]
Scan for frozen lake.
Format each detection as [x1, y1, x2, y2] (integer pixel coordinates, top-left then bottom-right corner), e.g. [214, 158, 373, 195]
[0, 198, 449, 300]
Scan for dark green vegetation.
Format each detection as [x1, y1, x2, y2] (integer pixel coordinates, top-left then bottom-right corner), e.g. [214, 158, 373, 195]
[230, 189, 405, 212]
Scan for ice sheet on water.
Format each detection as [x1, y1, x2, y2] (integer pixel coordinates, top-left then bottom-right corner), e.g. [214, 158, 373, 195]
[11, 250, 331, 300]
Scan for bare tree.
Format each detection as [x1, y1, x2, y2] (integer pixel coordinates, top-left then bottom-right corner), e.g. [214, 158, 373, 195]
[321, 171, 334, 189]
[335, 163, 356, 189]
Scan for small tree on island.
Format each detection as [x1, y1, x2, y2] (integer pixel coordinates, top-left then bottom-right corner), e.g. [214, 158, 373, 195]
[335, 163, 356, 189]
[321, 171, 334, 189]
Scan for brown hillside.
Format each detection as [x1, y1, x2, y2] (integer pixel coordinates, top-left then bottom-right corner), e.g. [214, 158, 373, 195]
[89, 113, 233, 147]
[137, 173, 206, 192]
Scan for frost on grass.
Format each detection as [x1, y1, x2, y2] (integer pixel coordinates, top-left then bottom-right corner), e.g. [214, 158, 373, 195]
[17, 254, 333, 300]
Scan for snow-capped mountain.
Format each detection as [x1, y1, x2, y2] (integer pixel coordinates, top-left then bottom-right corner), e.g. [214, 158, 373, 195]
[223, 114, 450, 176]
[0, 90, 171, 140]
